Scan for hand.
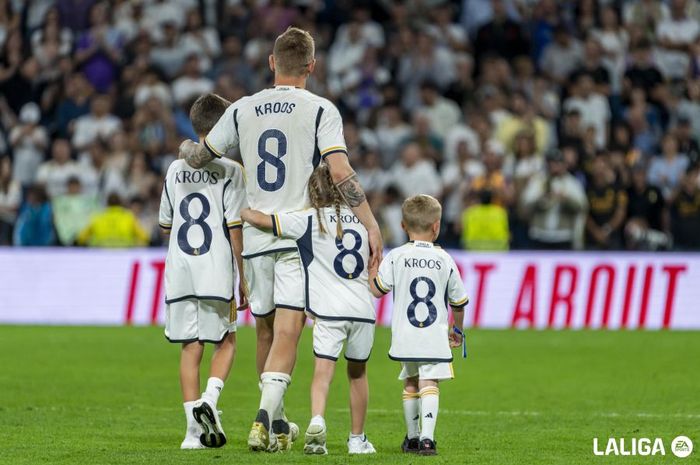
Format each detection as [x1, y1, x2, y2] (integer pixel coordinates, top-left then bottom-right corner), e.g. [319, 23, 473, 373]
[449, 327, 463, 349]
[367, 226, 384, 270]
[237, 281, 249, 310]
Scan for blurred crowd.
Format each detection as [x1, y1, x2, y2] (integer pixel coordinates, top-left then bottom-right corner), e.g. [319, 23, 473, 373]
[1, 0, 700, 250]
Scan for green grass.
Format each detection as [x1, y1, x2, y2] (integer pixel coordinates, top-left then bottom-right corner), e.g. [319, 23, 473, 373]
[0, 326, 698, 464]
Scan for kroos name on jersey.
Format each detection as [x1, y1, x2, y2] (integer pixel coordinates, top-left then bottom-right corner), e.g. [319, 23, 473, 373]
[255, 101, 296, 116]
[174, 170, 221, 185]
[403, 258, 442, 270]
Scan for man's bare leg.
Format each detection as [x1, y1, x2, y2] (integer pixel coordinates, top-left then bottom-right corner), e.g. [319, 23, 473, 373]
[255, 314, 275, 377]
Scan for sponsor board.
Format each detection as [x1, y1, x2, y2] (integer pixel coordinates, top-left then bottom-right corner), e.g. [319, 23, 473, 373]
[0, 249, 698, 329]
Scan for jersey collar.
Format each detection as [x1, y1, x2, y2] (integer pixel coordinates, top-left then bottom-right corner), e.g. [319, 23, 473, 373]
[274, 85, 301, 90]
[410, 240, 434, 248]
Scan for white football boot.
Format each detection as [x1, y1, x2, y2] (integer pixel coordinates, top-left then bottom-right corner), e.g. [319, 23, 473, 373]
[303, 423, 328, 455]
[192, 399, 227, 448]
[347, 434, 376, 454]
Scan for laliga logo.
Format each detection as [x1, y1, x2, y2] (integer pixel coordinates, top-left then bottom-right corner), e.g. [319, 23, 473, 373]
[593, 436, 693, 458]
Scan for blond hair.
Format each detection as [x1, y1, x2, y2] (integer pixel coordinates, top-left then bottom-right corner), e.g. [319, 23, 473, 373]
[402, 195, 442, 233]
[273, 27, 315, 77]
[308, 164, 344, 239]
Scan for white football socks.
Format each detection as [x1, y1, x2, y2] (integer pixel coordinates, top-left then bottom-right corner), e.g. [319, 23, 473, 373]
[419, 386, 439, 441]
[259, 372, 291, 428]
[203, 377, 224, 406]
[402, 390, 421, 439]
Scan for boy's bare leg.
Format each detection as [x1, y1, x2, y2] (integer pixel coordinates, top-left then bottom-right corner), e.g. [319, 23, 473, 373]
[180, 341, 204, 402]
[210, 332, 236, 381]
[255, 315, 275, 377]
[347, 361, 368, 436]
[310, 358, 336, 418]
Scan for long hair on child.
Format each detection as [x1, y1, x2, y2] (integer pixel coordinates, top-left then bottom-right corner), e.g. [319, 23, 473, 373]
[308, 163, 344, 239]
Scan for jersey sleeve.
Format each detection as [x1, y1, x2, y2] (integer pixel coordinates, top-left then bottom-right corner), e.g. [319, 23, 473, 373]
[203, 103, 240, 158]
[272, 210, 312, 241]
[374, 251, 394, 295]
[158, 176, 174, 231]
[316, 102, 348, 160]
[224, 167, 247, 230]
[447, 257, 469, 308]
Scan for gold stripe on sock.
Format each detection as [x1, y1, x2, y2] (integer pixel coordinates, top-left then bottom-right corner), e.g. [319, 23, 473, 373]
[402, 390, 420, 400]
[419, 387, 440, 397]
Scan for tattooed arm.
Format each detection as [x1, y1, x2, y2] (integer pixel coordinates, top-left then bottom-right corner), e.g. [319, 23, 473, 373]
[326, 153, 384, 267]
[179, 140, 215, 169]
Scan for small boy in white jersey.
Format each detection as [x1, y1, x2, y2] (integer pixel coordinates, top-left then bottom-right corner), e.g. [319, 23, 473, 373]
[241, 164, 376, 455]
[159, 94, 247, 449]
[369, 194, 468, 456]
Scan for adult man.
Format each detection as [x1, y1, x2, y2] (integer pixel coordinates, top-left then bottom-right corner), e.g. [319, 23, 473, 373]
[178, 27, 383, 452]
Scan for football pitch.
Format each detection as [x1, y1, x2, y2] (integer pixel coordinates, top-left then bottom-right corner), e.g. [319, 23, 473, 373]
[0, 326, 697, 465]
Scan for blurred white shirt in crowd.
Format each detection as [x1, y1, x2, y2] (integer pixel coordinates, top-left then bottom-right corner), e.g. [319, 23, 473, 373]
[72, 115, 122, 151]
[35, 160, 81, 198]
[171, 76, 214, 105]
[655, 15, 700, 79]
[390, 159, 443, 199]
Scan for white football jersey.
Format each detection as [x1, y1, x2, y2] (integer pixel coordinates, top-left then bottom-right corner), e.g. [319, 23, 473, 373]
[272, 206, 374, 323]
[376, 241, 469, 362]
[204, 85, 347, 256]
[159, 158, 246, 303]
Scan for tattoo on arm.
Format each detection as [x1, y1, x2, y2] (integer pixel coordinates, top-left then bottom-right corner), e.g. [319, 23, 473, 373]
[185, 145, 215, 169]
[335, 173, 367, 207]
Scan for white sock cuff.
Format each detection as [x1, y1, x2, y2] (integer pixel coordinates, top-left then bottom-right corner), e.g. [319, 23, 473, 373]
[261, 371, 291, 386]
[183, 400, 197, 409]
[419, 386, 440, 397]
[310, 415, 325, 426]
[206, 377, 225, 390]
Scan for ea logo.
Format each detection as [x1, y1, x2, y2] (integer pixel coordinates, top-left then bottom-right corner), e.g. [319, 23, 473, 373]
[671, 436, 693, 458]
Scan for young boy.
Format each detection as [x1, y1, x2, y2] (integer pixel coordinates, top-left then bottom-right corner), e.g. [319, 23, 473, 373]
[370, 194, 468, 456]
[159, 93, 247, 449]
[240, 163, 376, 455]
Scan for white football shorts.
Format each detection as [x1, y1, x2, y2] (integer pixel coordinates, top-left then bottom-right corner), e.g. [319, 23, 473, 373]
[243, 250, 305, 317]
[312, 318, 374, 362]
[399, 361, 454, 381]
[165, 298, 237, 343]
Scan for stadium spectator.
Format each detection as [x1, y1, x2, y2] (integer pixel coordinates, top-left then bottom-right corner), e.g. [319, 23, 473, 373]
[563, 73, 611, 148]
[71, 94, 121, 152]
[9, 102, 49, 187]
[540, 26, 583, 86]
[171, 54, 214, 105]
[74, 1, 124, 93]
[648, 134, 690, 199]
[35, 138, 80, 198]
[461, 189, 509, 251]
[13, 185, 54, 246]
[390, 142, 442, 199]
[654, 0, 699, 80]
[0, 156, 19, 245]
[52, 176, 99, 245]
[473, 0, 529, 66]
[521, 149, 588, 250]
[418, 81, 461, 143]
[495, 91, 549, 155]
[625, 164, 670, 250]
[670, 166, 700, 250]
[585, 156, 628, 250]
[77, 193, 149, 247]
